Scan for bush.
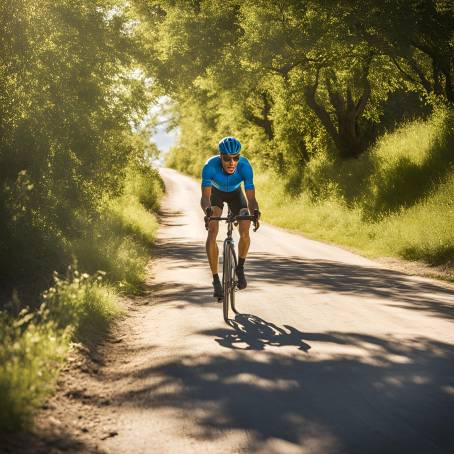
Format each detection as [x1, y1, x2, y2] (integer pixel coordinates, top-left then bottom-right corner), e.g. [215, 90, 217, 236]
[42, 269, 123, 343]
[365, 107, 454, 216]
[0, 269, 123, 432]
[72, 165, 162, 293]
[254, 108, 454, 270]
[0, 307, 69, 431]
[123, 163, 164, 212]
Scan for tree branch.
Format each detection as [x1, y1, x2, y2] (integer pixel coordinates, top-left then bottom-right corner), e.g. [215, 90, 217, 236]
[391, 56, 420, 85]
[407, 55, 432, 93]
[304, 67, 340, 146]
[325, 71, 345, 119]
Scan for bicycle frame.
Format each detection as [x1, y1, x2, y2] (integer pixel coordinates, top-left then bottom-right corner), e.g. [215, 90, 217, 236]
[209, 210, 257, 324]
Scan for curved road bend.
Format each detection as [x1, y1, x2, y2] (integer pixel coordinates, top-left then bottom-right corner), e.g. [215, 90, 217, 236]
[104, 168, 454, 454]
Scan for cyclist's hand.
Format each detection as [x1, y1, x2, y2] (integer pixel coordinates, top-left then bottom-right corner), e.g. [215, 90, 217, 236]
[204, 207, 213, 230]
[253, 209, 261, 232]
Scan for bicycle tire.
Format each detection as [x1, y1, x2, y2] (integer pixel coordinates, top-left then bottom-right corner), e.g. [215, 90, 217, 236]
[229, 245, 239, 314]
[222, 240, 231, 323]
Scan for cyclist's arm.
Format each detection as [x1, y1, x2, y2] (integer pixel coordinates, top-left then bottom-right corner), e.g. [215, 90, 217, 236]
[201, 186, 212, 213]
[245, 189, 259, 213]
[241, 159, 258, 213]
[201, 162, 214, 213]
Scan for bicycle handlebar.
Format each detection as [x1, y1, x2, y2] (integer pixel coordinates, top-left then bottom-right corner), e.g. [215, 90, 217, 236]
[207, 213, 259, 232]
[208, 215, 256, 221]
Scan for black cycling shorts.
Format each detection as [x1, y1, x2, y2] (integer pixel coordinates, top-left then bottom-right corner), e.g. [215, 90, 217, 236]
[207, 186, 248, 215]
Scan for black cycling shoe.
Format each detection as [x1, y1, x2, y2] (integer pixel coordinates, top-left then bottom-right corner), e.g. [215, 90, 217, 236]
[236, 266, 247, 290]
[213, 279, 224, 299]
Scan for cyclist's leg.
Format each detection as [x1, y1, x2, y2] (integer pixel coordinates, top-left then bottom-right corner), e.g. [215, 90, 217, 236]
[229, 190, 250, 290]
[229, 189, 251, 260]
[206, 204, 222, 273]
[206, 204, 223, 298]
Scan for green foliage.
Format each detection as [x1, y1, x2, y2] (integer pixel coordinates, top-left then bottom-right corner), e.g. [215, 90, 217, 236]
[0, 0, 166, 432]
[0, 306, 68, 431]
[0, 268, 124, 432]
[300, 107, 453, 212]
[0, 155, 161, 430]
[42, 269, 123, 344]
[0, 160, 161, 429]
[365, 107, 453, 216]
[152, 2, 452, 270]
[137, 0, 452, 171]
[255, 109, 454, 270]
[71, 166, 162, 293]
[378, 173, 454, 267]
[0, 0, 154, 297]
[124, 163, 164, 212]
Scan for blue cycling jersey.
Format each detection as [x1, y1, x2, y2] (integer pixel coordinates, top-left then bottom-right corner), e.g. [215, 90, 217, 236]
[201, 155, 255, 192]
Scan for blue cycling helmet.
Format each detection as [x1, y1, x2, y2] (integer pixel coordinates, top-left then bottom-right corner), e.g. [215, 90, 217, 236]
[218, 136, 241, 155]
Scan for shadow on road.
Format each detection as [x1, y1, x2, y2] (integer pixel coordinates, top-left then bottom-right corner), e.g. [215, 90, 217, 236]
[157, 208, 186, 227]
[147, 230, 454, 320]
[58, 207, 453, 453]
[110, 330, 454, 453]
[0, 428, 93, 454]
[204, 313, 311, 352]
[247, 252, 454, 320]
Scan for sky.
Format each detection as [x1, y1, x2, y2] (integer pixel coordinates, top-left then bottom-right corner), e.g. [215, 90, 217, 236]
[147, 96, 178, 165]
[152, 123, 178, 153]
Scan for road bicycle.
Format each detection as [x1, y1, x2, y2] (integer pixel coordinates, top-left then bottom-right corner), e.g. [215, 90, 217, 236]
[207, 210, 259, 324]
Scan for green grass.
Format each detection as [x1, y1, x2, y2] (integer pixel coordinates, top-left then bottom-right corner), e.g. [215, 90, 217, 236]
[42, 270, 124, 344]
[255, 107, 454, 271]
[0, 165, 164, 432]
[0, 308, 69, 431]
[0, 272, 122, 432]
[72, 163, 162, 293]
[72, 206, 157, 293]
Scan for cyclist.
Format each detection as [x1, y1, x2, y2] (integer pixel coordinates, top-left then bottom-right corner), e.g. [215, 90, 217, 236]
[201, 136, 260, 299]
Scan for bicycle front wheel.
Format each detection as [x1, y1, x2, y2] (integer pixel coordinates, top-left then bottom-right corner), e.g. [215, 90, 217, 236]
[222, 241, 232, 323]
[229, 245, 238, 314]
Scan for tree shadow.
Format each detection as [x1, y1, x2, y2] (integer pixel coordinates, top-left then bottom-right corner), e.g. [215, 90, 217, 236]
[79, 226, 454, 452]
[157, 208, 186, 227]
[246, 253, 454, 320]
[147, 235, 454, 320]
[110, 331, 454, 453]
[139, 281, 215, 309]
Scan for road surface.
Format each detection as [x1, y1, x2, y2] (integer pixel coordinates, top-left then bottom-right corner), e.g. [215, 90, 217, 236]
[102, 168, 454, 454]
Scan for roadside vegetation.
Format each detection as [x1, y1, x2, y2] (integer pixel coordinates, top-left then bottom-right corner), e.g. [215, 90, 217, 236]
[132, 1, 452, 272]
[255, 107, 453, 270]
[0, 1, 163, 432]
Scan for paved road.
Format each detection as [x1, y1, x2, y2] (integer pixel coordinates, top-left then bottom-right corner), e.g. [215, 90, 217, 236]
[104, 168, 454, 454]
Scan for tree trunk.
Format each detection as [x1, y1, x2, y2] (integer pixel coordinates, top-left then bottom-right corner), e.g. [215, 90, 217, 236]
[244, 92, 274, 140]
[304, 67, 371, 159]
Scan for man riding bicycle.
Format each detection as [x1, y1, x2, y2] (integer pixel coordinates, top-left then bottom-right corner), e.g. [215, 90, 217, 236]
[201, 136, 260, 299]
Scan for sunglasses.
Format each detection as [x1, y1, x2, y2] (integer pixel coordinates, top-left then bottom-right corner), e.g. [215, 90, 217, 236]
[221, 154, 240, 163]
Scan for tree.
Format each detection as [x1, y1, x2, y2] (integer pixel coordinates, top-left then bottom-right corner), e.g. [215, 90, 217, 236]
[0, 0, 151, 289]
[342, 0, 454, 103]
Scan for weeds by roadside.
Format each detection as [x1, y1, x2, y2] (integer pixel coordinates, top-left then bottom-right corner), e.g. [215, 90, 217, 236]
[0, 270, 123, 432]
[0, 164, 163, 432]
